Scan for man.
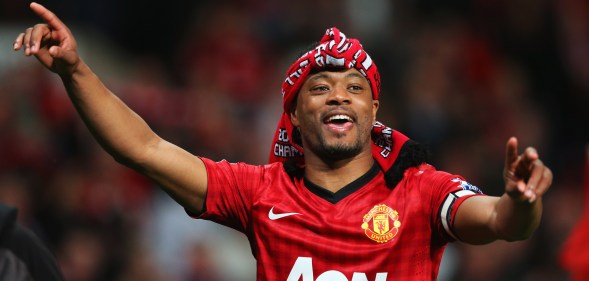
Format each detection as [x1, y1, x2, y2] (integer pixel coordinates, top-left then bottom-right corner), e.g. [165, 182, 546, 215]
[0, 203, 64, 281]
[14, 2, 553, 280]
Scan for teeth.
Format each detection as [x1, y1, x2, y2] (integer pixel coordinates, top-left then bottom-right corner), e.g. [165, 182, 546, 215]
[326, 115, 353, 122]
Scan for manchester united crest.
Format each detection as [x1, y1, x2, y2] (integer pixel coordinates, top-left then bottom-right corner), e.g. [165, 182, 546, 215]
[361, 204, 401, 243]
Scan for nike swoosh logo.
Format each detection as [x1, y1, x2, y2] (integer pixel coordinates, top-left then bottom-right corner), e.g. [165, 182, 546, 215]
[268, 206, 301, 220]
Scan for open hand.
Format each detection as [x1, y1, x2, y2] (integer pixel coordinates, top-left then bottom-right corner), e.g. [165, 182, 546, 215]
[13, 2, 80, 76]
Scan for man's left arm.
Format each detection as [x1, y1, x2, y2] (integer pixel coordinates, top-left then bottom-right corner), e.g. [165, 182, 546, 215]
[452, 137, 553, 245]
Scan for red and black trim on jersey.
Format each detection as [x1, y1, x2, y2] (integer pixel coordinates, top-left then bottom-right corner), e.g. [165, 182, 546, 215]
[283, 136, 430, 192]
[303, 163, 380, 204]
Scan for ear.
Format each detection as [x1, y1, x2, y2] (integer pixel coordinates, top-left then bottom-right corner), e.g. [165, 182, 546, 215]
[289, 94, 301, 127]
[372, 100, 380, 123]
[290, 108, 300, 127]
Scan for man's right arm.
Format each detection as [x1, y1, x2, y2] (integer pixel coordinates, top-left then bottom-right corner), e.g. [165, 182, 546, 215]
[14, 2, 207, 214]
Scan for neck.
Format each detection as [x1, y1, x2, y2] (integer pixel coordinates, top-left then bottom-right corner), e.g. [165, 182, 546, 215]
[303, 150, 375, 193]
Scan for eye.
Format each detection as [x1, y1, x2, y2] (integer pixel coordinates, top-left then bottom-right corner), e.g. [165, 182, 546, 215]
[348, 84, 364, 92]
[310, 85, 330, 93]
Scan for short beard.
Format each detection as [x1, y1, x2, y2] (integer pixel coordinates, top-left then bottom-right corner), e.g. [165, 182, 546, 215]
[313, 137, 364, 162]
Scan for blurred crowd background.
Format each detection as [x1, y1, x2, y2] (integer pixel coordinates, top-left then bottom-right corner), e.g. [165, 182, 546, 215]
[0, 0, 588, 280]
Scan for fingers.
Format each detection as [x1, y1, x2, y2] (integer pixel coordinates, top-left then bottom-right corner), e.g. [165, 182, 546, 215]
[30, 2, 68, 33]
[523, 159, 543, 202]
[527, 158, 542, 185]
[28, 2, 64, 55]
[23, 28, 33, 54]
[504, 137, 524, 193]
[528, 163, 552, 194]
[522, 162, 553, 203]
[504, 137, 519, 169]
[14, 24, 50, 56]
[13, 33, 25, 51]
[503, 137, 552, 203]
[505, 137, 540, 181]
[14, 3, 79, 74]
[520, 147, 539, 171]
[14, 3, 68, 57]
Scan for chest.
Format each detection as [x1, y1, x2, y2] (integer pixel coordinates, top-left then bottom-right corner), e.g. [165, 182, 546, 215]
[249, 176, 436, 258]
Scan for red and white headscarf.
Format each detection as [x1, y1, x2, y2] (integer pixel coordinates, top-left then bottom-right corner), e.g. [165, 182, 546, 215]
[269, 27, 414, 176]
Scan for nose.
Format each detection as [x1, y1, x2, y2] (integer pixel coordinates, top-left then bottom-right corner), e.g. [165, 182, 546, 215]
[326, 86, 350, 105]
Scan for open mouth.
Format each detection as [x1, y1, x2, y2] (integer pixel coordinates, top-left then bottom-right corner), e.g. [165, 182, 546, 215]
[323, 114, 354, 132]
[325, 114, 353, 124]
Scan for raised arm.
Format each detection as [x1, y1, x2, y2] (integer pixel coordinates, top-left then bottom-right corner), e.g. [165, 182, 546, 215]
[452, 137, 553, 244]
[13, 2, 208, 215]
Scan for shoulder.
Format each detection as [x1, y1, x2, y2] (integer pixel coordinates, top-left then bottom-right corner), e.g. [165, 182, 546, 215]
[402, 164, 477, 191]
[200, 157, 289, 180]
[200, 157, 281, 169]
[403, 163, 447, 181]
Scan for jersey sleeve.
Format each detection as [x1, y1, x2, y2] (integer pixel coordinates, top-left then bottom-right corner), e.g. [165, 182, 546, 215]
[436, 176, 485, 241]
[196, 157, 264, 233]
[418, 165, 485, 242]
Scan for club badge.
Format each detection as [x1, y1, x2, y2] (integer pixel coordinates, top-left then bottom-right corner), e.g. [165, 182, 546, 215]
[362, 204, 401, 243]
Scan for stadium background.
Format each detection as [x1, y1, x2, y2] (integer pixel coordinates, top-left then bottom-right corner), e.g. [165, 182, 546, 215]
[0, 0, 587, 280]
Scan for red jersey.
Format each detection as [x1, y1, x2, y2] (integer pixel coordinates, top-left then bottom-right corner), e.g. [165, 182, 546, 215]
[198, 158, 483, 281]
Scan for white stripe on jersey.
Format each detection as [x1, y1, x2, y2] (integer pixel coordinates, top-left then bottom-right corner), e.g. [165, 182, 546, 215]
[440, 190, 476, 240]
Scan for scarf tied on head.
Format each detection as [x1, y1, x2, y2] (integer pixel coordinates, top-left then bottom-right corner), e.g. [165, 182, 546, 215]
[269, 27, 426, 187]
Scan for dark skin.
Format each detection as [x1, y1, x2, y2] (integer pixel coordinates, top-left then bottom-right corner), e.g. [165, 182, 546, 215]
[15, 2, 553, 244]
[290, 68, 379, 192]
[15, 2, 208, 215]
